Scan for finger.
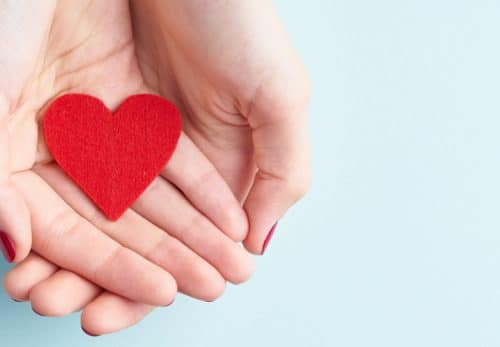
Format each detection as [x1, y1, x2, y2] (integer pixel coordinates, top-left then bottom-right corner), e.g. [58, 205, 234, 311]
[0, 181, 31, 263]
[29, 270, 101, 317]
[12, 257, 155, 334]
[36, 163, 226, 301]
[133, 175, 255, 284]
[3, 252, 58, 301]
[162, 133, 248, 241]
[242, 69, 311, 255]
[11, 171, 177, 306]
[0, 130, 30, 263]
[81, 292, 154, 336]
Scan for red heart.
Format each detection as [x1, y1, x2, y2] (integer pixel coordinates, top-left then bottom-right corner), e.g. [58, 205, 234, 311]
[44, 94, 182, 221]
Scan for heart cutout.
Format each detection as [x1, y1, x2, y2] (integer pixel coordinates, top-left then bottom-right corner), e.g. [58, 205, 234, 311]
[44, 94, 182, 221]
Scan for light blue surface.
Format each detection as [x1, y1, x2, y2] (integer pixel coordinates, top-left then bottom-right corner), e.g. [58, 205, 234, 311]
[2, 1, 500, 346]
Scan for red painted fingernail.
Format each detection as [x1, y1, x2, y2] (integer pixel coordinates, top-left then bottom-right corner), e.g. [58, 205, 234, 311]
[0, 231, 15, 263]
[261, 222, 278, 255]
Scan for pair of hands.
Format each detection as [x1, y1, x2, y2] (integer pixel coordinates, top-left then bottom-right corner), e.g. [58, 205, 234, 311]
[0, 0, 310, 336]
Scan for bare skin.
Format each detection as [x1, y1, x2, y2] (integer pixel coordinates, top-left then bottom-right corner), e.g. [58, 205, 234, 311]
[1, 0, 310, 335]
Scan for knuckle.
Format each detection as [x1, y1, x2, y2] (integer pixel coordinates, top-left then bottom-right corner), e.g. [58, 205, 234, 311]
[184, 166, 219, 196]
[251, 60, 311, 114]
[85, 203, 109, 229]
[92, 245, 123, 284]
[144, 237, 171, 264]
[39, 209, 81, 255]
[49, 209, 81, 236]
[177, 213, 205, 245]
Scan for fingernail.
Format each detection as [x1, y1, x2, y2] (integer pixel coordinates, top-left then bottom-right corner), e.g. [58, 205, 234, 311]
[0, 230, 15, 263]
[82, 327, 100, 337]
[261, 222, 278, 255]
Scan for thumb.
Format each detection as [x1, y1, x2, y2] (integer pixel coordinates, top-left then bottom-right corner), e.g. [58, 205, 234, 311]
[242, 69, 311, 255]
[0, 128, 31, 263]
[0, 183, 31, 263]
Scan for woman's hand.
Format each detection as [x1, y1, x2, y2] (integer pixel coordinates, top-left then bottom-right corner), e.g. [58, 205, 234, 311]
[131, 0, 312, 254]
[3, 0, 311, 335]
[1, 0, 254, 333]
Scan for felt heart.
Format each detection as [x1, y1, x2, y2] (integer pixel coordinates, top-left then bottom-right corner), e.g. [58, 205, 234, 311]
[44, 94, 182, 221]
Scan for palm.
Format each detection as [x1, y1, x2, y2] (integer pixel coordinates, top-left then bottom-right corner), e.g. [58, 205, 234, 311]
[7, 1, 254, 202]
[132, 6, 257, 201]
[7, 0, 142, 174]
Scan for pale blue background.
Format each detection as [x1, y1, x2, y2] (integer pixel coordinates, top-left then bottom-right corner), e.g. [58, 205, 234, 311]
[2, 0, 500, 346]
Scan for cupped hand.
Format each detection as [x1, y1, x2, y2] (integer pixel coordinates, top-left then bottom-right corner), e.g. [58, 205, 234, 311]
[131, 0, 312, 253]
[4, 0, 311, 335]
[1, 0, 254, 334]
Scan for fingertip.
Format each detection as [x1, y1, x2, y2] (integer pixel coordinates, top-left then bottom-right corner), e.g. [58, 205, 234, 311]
[145, 270, 177, 307]
[3, 269, 27, 301]
[29, 271, 101, 317]
[80, 310, 103, 336]
[140, 275, 177, 307]
[80, 309, 101, 336]
[3, 254, 58, 301]
[185, 265, 227, 302]
[81, 293, 155, 336]
[243, 221, 279, 255]
[0, 182, 31, 263]
[225, 205, 249, 242]
[243, 170, 309, 255]
[226, 248, 255, 284]
[243, 234, 267, 255]
[243, 188, 283, 255]
[158, 274, 178, 306]
[30, 288, 57, 317]
[200, 279, 226, 302]
[81, 303, 112, 337]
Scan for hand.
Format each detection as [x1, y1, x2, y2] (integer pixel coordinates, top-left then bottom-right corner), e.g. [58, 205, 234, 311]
[1, 0, 254, 333]
[4, 0, 311, 335]
[131, 0, 312, 253]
